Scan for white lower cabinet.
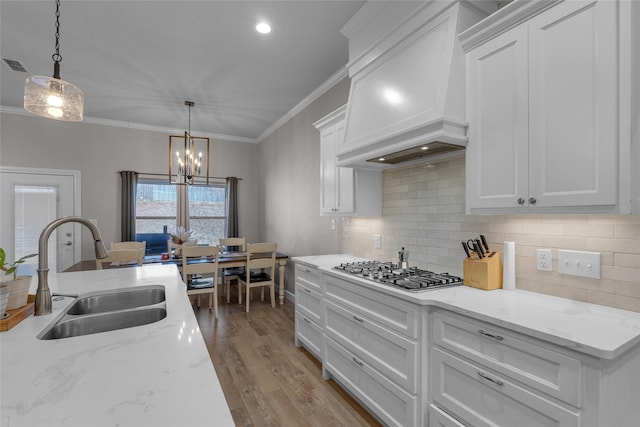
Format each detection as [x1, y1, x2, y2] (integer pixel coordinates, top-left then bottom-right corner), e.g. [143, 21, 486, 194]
[294, 263, 324, 361]
[431, 347, 579, 427]
[428, 309, 640, 427]
[324, 336, 416, 427]
[322, 274, 420, 426]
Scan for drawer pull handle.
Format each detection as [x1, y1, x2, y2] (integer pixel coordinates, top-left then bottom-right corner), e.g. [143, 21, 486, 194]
[478, 371, 504, 386]
[303, 317, 311, 324]
[304, 269, 312, 273]
[304, 288, 312, 293]
[352, 357, 363, 367]
[478, 329, 504, 341]
[353, 315, 364, 323]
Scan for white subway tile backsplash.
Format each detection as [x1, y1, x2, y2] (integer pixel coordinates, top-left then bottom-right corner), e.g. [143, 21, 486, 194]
[343, 157, 640, 313]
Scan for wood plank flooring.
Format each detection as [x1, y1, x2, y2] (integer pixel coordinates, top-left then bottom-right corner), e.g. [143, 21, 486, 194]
[193, 292, 382, 427]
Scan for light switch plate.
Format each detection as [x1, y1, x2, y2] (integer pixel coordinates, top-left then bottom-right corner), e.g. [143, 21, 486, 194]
[330, 219, 336, 230]
[374, 234, 381, 249]
[557, 250, 601, 279]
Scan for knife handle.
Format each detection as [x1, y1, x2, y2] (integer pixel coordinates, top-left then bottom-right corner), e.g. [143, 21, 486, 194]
[475, 239, 485, 256]
[480, 234, 490, 252]
[461, 241, 471, 258]
[473, 241, 484, 258]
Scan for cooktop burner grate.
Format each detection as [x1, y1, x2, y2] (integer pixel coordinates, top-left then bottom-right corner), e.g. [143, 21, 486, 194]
[334, 261, 462, 292]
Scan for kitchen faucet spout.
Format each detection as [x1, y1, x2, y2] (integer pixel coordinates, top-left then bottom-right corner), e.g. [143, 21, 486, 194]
[35, 216, 109, 316]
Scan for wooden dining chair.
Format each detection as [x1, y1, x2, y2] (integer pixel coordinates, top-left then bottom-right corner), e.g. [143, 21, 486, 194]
[181, 245, 220, 318]
[238, 242, 277, 313]
[96, 249, 144, 269]
[219, 237, 246, 303]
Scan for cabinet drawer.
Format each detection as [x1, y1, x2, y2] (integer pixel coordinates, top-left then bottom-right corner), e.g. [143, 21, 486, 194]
[325, 274, 419, 339]
[295, 312, 322, 361]
[295, 283, 323, 324]
[324, 337, 417, 427]
[432, 310, 582, 407]
[295, 264, 322, 292]
[431, 348, 580, 427]
[325, 300, 417, 393]
[428, 404, 465, 427]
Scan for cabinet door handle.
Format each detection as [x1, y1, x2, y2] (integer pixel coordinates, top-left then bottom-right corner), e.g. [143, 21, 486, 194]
[352, 357, 363, 367]
[303, 317, 311, 324]
[303, 269, 312, 273]
[478, 371, 504, 386]
[529, 197, 537, 205]
[353, 315, 364, 323]
[517, 198, 525, 205]
[304, 288, 312, 293]
[478, 329, 504, 341]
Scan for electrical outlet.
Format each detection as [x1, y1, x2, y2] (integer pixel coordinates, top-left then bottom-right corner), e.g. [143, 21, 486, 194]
[374, 234, 381, 249]
[536, 248, 552, 271]
[330, 219, 336, 230]
[558, 250, 601, 279]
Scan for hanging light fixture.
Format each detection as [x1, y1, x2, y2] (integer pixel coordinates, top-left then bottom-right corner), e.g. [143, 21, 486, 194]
[24, 0, 84, 121]
[169, 101, 210, 185]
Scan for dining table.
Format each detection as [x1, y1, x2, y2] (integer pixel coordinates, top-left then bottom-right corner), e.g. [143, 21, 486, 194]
[64, 251, 290, 305]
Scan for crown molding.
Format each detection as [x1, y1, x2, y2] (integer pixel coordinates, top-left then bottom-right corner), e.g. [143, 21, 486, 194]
[0, 105, 258, 144]
[256, 66, 349, 142]
[2, 65, 349, 145]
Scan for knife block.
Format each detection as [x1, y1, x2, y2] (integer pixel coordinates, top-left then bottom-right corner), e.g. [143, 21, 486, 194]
[463, 253, 503, 291]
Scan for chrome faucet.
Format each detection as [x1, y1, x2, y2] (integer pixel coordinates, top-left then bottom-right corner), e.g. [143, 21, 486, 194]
[35, 216, 110, 315]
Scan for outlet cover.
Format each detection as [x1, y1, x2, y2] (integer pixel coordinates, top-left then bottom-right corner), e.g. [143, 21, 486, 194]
[536, 248, 552, 271]
[374, 234, 381, 249]
[557, 250, 601, 279]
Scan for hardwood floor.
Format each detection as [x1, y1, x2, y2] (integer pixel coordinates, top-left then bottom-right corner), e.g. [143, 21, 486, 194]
[193, 292, 382, 427]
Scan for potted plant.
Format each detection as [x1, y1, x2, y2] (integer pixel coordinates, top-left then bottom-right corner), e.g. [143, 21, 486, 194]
[0, 248, 37, 311]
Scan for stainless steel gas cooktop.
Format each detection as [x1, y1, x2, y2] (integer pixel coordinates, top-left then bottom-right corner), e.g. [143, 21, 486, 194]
[334, 261, 462, 292]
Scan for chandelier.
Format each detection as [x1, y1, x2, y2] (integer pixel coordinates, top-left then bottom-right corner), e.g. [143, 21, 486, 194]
[24, 0, 84, 121]
[169, 101, 210, 185]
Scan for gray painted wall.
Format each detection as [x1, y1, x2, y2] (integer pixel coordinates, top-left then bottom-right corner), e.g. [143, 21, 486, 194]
[258, 77, 350, 294]
[0, 112, 261, 259]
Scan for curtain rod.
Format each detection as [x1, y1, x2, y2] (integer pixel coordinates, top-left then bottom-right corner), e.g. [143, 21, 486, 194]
[117, 171, 241, 180]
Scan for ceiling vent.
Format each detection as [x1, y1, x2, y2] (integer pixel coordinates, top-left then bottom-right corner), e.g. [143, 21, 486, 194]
[2, 58, 28, 73]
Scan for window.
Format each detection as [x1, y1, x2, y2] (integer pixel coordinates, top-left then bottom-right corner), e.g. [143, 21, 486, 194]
[135, 181, 226, 246]
[188, 185, 226, 246]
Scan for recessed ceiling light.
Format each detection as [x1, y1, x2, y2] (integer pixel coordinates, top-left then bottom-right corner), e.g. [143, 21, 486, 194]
[378, 157, 386, 162]
[256, 22, 271, 34]
[421, 146, 429, 150]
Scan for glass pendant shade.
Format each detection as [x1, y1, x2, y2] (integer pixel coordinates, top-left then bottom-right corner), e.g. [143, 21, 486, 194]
[24, 75, 84, 121]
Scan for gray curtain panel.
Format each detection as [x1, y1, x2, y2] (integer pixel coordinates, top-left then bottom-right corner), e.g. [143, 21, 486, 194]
[119, 170, 138, 241]
[225, 177, 238, 237]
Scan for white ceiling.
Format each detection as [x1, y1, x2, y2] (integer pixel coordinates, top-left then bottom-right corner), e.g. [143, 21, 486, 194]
[0, 0, 364, 142]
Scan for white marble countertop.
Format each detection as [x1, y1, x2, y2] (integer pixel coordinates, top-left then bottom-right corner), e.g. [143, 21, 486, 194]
[0, 264, 234, 427]
[293, 255, 640, 360]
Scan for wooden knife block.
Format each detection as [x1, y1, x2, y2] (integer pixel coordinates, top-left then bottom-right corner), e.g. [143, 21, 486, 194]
[463, 254, 503, 291]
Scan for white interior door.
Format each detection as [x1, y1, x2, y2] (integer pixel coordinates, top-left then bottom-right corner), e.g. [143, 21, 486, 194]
[0, 167, 81, 274]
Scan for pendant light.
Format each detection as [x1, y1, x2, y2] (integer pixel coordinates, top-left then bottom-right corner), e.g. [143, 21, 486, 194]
[24, 0, 84, 121]
[169, 101, 210, 185]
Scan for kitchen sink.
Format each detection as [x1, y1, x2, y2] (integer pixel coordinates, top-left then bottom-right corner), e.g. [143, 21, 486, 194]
[37, 285, 167, 340]
[66, 286, 165, 315]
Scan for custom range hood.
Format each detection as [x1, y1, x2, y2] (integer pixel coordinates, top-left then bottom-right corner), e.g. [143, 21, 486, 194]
[338, 1, 495, 168]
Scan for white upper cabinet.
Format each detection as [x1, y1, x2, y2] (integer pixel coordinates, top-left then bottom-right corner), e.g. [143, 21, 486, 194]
[314, 105, 381, 216]
[463, 0, 634, 214]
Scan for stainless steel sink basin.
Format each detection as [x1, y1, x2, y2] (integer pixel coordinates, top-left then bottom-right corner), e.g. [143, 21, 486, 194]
[66, 286, 165, 315]
[37, 286, 167, 340]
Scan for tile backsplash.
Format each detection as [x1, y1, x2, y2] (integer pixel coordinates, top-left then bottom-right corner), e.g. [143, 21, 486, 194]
[343, 157, 640, 312]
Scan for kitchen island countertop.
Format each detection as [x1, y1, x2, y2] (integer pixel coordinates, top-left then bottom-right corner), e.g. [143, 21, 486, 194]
[294, 254, 640, 359]
[0, 264, 234, 427]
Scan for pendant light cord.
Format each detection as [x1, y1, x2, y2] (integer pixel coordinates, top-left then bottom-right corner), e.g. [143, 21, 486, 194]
[52, 0, 62, 79]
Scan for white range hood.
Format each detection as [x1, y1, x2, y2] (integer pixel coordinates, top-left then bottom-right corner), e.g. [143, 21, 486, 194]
[338, 1, 496, 168]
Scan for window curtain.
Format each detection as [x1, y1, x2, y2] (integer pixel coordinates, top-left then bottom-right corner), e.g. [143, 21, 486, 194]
[225, 177, 238, 237]
[177, 184, 190, 232]
[119, 170, 138, 241]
